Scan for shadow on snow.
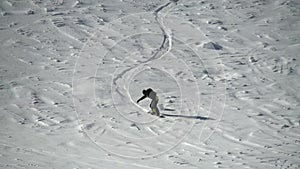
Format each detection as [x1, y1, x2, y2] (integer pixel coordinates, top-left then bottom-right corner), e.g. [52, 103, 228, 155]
[161, 113, 214, 120]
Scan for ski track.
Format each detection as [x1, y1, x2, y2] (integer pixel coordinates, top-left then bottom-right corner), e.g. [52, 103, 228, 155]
[111, 1, 175, 106]
[0, 0, 299, 168]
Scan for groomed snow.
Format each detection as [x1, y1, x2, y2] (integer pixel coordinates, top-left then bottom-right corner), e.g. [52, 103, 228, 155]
[0, 0, 299, 168]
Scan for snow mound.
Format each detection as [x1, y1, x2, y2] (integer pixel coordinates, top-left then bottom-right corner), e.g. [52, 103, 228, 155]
[202, 42, 223, 50]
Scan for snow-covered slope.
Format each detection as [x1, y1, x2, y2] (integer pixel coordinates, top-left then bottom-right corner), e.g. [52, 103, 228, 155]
[0, 0, 299, 168]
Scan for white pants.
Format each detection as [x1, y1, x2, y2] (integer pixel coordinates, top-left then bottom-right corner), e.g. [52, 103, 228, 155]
[150, 96, 160, 115]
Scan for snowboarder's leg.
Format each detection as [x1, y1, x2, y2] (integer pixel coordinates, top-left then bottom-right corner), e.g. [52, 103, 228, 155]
[150, 96, 160, 116]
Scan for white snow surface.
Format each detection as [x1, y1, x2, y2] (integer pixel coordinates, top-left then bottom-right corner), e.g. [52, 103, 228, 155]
[0, 0, 299, 168]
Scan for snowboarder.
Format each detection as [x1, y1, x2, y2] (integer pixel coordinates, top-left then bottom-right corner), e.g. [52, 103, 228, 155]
[137, 88, 160, 116]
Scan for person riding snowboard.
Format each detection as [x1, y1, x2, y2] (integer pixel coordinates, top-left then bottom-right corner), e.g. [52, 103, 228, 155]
[137, 88, 160, 116]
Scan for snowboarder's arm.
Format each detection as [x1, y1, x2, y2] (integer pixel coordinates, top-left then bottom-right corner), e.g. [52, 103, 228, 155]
[137, 95, 146, 103]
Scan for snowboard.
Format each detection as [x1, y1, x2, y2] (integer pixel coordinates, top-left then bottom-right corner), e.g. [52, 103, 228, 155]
[148, 111, 165, 118]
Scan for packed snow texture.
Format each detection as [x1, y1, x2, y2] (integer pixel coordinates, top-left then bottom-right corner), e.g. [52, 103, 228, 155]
[0, 0, 299, 168]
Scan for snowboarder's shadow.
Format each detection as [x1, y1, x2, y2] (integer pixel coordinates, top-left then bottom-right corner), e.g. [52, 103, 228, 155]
[162, 113, 214, 120]
[162, 109, 214, 120]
